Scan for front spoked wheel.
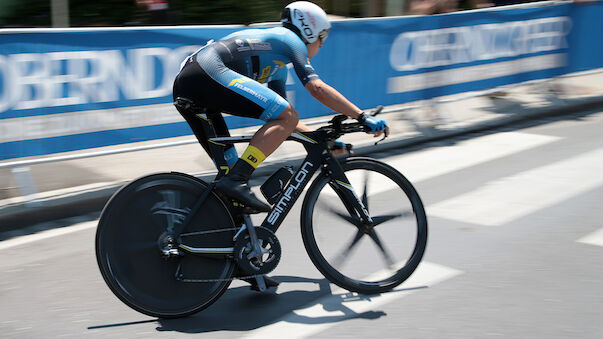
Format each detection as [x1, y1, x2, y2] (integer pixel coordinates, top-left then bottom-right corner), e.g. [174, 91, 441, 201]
[301, 157, 427, 294]
[95, 172, 236, 318]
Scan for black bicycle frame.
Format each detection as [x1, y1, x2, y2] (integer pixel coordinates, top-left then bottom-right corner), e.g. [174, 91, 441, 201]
[169, 98, 373, 240]
[216, 130, 373, 233]
[170, 130, 371, 240]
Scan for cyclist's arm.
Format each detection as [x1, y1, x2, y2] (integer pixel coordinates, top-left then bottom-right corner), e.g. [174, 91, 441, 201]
[305, 79, 363, 119]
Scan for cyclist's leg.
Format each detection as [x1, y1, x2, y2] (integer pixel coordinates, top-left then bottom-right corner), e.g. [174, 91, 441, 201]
[175, 108, 238, 169]
[174, 53, 282, 290]
[214, 104, 295, 212]
[173, 60, 238, 168]
[207, 112, 238, 168]
[248, 105, 298, 158]
[190, 53, 294, 211]
[176, 48, 295, 211]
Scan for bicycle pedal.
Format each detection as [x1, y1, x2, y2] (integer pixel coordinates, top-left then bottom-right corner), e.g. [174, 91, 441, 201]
[241, 276, 280, 292]
[255, 276, 267, 292]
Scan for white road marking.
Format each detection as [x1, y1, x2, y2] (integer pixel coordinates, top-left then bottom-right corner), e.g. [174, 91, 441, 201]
[577, 228, 603, 247]
[428, 147, 603, 226]
[328, 132, 559, 196]
[0, 221, 97, 251]
[1, 132, 559, 248]
[389, 132, 560, 183]
[243, 262, 462, 339]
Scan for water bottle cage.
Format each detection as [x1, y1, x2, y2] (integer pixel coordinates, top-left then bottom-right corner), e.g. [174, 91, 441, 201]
[260, 166, 295, 205]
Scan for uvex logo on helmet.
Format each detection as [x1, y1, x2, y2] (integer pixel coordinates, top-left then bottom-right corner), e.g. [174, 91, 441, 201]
[307, 11, 317, 28]
[282, 1, 331, 44]
[293, 9, 315, 41]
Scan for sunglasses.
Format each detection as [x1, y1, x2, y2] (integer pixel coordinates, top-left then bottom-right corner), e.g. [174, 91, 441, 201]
[319, 29, 330, 44]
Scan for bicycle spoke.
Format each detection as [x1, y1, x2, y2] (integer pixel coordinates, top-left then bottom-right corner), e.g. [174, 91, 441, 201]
[371, 210, 413, 227]
[367, 228, 395, 267]
[332, 229, 365, 268]
[361, 171, 370, 212]
[302, 156, 428, 295]
[319, 201, 360, 227]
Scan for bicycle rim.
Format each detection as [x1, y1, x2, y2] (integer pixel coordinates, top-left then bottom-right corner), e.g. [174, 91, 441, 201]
[301, 158, 427, 294]
[96, 172, 236, 318]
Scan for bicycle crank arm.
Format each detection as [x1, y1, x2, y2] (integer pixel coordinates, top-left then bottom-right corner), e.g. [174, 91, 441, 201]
[242, 215, 264, 263]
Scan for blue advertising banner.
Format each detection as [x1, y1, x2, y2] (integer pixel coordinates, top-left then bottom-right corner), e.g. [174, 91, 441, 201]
[1, 1, 602, 160]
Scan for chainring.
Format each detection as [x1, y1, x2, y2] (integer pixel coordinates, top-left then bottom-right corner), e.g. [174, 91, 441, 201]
[233, 226, 281, 276]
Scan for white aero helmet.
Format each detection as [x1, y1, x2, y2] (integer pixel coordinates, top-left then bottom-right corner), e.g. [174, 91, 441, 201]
[281, 1, 331, 44]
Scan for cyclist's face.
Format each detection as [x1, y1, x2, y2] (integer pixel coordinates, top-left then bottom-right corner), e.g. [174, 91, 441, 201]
[307, 39, 323, 59]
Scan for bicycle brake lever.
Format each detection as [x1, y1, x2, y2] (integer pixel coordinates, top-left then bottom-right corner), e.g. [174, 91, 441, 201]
[374, 134, 387, 145]
[370, 106, 384, 116]
[329, 115, 348, 124]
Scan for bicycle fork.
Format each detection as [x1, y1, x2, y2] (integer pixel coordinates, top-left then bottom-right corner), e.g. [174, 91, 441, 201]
[324, 156, 373, 226]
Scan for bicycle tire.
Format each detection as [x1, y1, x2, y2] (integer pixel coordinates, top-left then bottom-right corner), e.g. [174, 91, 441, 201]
[96, 172, 236, 318]
[301, 157, 427, 294]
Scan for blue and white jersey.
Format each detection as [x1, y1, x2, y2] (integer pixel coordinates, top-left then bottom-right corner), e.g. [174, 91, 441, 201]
[203, 27, 319, 92]
[182, 26, 319, 121]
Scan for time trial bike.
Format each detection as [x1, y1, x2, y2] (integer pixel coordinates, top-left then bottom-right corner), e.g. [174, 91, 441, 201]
[95, 98, 428, 318]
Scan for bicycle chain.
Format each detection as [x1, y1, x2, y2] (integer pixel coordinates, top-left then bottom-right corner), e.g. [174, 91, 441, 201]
[177, 226, 272, 283]
[179, 227, 240, 237]
[176, 272, 266, 283]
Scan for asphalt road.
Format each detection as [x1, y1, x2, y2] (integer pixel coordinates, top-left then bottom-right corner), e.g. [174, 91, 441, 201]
[1, 109, 602, 338]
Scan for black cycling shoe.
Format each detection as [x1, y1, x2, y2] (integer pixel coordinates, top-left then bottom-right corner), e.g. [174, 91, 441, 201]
[231, 201, 265, 215]
[241, 276, 280, 292]
[215, 176, 271, 213]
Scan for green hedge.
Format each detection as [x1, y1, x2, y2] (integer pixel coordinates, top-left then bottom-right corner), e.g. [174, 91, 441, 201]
[0, 0, 331, 27]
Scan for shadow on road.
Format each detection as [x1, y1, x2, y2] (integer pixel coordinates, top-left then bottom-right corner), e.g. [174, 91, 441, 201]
[155, 275, 389, 334]
[88, 275, 416, 334]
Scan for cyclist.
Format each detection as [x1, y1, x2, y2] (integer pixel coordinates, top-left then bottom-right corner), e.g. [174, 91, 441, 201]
[173, 1, 388, 289]
[174, 0, 388, 210]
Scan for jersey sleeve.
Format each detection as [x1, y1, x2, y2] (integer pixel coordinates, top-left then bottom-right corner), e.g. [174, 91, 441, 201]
[285, 37, 320, 86]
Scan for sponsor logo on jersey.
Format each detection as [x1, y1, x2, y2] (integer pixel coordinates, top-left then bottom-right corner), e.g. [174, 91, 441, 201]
[263, 60, 286, 82]
[227, 78, 250, 87]
[258, 66, 271, 83]
[231, 82, 269, 103]
[244, 38, 272, 51]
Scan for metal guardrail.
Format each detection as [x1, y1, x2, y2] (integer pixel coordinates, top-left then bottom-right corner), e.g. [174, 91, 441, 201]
[1, 67, 602, 170]
[0, 139, 198, 169]
[0, 0, 597, 203]
[0, 0, 585, 170]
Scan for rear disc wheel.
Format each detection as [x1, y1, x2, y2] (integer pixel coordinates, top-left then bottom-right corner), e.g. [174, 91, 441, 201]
[96, 172, 236, 318]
